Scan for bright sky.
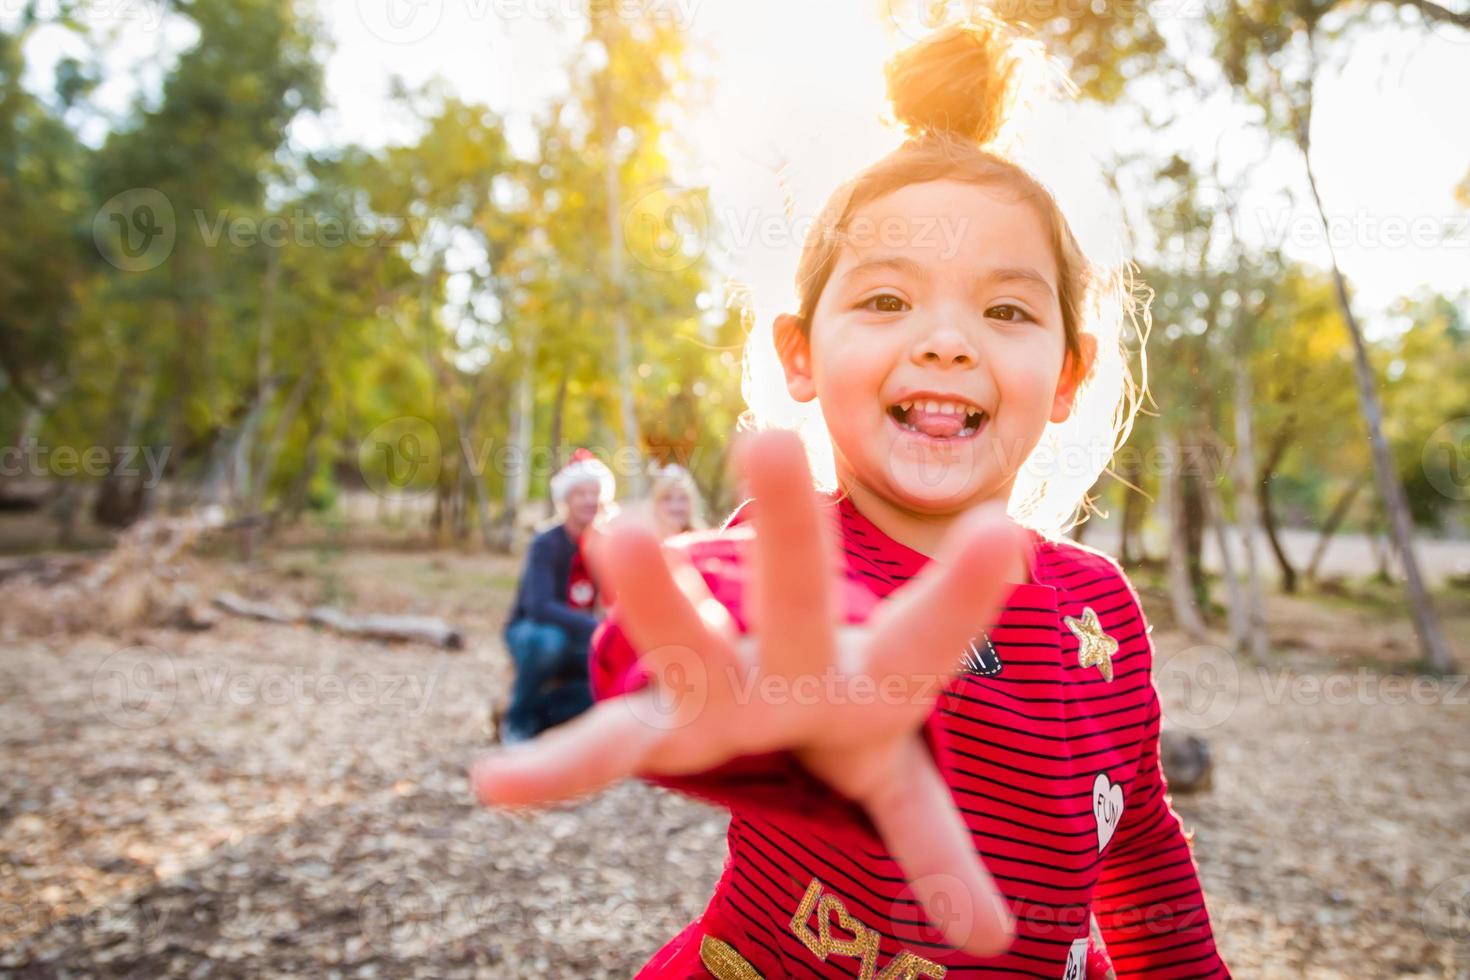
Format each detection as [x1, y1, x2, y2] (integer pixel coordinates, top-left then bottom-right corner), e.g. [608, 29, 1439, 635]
[12, 0, 1470, 328]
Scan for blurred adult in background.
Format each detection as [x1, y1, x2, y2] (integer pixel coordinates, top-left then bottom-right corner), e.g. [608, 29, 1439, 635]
[500, 450, 613, 744]
[649, 463, 705, 540]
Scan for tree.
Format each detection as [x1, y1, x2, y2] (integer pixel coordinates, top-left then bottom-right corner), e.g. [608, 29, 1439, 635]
[0, 26, 92, 426]
[1216, 1, 1459, 670]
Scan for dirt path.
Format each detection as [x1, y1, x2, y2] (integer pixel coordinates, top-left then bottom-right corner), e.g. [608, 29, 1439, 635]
[1, 546, 1467, 977]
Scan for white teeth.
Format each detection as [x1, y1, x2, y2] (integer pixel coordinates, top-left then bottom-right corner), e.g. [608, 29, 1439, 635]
[895, 398, 985, 417]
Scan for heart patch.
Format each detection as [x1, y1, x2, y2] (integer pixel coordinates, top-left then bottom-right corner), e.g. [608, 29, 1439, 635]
[1092, 772, 1124, 853]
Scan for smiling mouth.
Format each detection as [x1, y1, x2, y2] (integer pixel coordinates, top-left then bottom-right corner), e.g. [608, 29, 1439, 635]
[887, 399, 988, 440]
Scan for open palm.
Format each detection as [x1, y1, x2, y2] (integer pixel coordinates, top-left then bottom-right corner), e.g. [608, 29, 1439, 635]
[471, 431, 1027, 957]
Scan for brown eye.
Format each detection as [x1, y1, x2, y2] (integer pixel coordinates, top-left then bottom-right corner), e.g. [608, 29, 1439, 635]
[863, 294, 909, 313]
[986, 303, 1033, 323]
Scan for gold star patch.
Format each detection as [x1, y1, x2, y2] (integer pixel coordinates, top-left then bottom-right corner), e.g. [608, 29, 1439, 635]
[1064, 606, 1118, 682]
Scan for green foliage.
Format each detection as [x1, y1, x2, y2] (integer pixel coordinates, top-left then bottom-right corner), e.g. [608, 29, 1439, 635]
[1, 0, 1462, 550]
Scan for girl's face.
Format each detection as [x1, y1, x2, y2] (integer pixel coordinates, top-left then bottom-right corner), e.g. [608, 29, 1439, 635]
[778, 179, 1090, 516]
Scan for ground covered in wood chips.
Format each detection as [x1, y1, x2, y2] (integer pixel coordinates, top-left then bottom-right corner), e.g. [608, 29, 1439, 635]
[2, 536, 1468, 978]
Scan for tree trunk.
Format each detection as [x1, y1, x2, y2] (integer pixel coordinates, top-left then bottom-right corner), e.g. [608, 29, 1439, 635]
[236, 246, 281, 550]
[1300, 139, 1454, 670]
[1257, 423, 1298, 594]
[1203, 477, 1248, 656]
[1119, 451, 1145, 566]
[1231, 323, 1269, 660]
[1368, 513, 1393, 583]
[506, 354, 535, 527]
[255, 366, 314, 501]
[1257, 470, 1297, 595]
[282, 414, 323, 523]
[539, 368, 569, 528]
[1181, 448, 1208, 610]
[92, 375, 156, 528]
[242, 365, 314, 556]
[1160, 430, 1208, 640]
[1306, 477, 1365, 582]
[50, 480, 84, 548]
[595, 19, 645, 497]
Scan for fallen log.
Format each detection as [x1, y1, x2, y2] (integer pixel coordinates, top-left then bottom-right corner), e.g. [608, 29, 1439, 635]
[307, 606, 464, 650]
[211, 591, 464, 650]
[212, 591, 300, 624]
[0, 555, 90, 586]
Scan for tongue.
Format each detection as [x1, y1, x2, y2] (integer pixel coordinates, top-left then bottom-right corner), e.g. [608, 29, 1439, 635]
[907, 409, 965, 438]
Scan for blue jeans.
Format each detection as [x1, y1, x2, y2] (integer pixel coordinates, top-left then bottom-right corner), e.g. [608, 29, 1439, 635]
[503, 620, 593, 738]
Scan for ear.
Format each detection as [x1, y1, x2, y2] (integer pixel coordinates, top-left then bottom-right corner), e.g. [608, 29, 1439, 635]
[1050, 332, 1096, 424]
[774, 313, 817, 403]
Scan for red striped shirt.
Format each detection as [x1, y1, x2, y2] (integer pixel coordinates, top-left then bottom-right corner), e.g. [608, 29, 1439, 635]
[591, 496, 1231, 979]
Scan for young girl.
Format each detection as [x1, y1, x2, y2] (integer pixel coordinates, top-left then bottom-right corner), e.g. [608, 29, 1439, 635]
[473, 20, 1230, 980]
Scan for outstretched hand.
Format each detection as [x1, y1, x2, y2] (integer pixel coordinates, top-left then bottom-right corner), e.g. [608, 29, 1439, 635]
[471, 430, 1028, 957]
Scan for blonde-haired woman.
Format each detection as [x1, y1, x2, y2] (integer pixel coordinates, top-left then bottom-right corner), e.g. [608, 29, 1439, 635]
[649, 463, 705, 540]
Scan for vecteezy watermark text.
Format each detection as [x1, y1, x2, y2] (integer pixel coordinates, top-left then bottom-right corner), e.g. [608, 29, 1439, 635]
[0, 439, 170, 487]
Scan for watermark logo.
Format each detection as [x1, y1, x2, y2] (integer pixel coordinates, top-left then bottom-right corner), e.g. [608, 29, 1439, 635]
[0, 895, 170, 945]
[1159, 179, 1242, 253]
[1421, 873, 1470, 957]
[1159, 644, 1241, 731]
[355, 0, 701, 44]
[91, 645, 178, 729]
[91, 643, 444, 729]
[94, 188, 176, 272]
[0, 439, 170, 487]
[882, 0, 972, 42]
[1423, 416, 1470, 501]
[358, 416, 443, 500]
[619, 196, 972, 274]
[621, 643, 709, 731]
[17, 0, 166, 30]
[624, 183, 710, 274]
[898, 872, 979, 948]
[1256, 208, 1470, 251]
[357, 0, 445, 44]
[357, 874, 443, 953]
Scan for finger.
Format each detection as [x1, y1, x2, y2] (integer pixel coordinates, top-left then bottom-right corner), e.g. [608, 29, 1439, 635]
[470, 695, 665, 807]
[601, 519, 739, 673]
[582, 523, 617, 606]
[742, 430, 836, 679]
[664, 546, 741, 647]
[866, 738, 1015, 958]
[865, 503, 1027, 691]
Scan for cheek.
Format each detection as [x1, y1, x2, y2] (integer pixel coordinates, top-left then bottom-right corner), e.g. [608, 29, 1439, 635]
[811, 327, 891, 403]
[997, 336, 1065, 404]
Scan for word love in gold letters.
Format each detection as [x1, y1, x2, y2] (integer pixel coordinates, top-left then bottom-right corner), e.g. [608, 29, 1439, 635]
[788, 878, 948, 980]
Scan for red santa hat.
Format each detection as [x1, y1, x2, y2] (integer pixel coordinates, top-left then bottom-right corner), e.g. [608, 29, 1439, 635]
[550, 448, 616, 507]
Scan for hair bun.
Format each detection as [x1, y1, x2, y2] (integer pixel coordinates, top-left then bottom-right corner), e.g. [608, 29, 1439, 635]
[885, 18, 1021, 147]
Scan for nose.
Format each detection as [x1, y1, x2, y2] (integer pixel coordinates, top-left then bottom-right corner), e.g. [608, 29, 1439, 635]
[911, 321, 979, 368]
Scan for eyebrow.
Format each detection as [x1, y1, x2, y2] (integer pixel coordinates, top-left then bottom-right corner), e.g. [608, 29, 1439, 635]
[840, 255, 929, 285]
[840, 256, 1057, 301]
[986, 266, 1057, 301]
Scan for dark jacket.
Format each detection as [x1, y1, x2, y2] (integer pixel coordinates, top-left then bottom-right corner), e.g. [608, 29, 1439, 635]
[505, 524, 599, 644]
